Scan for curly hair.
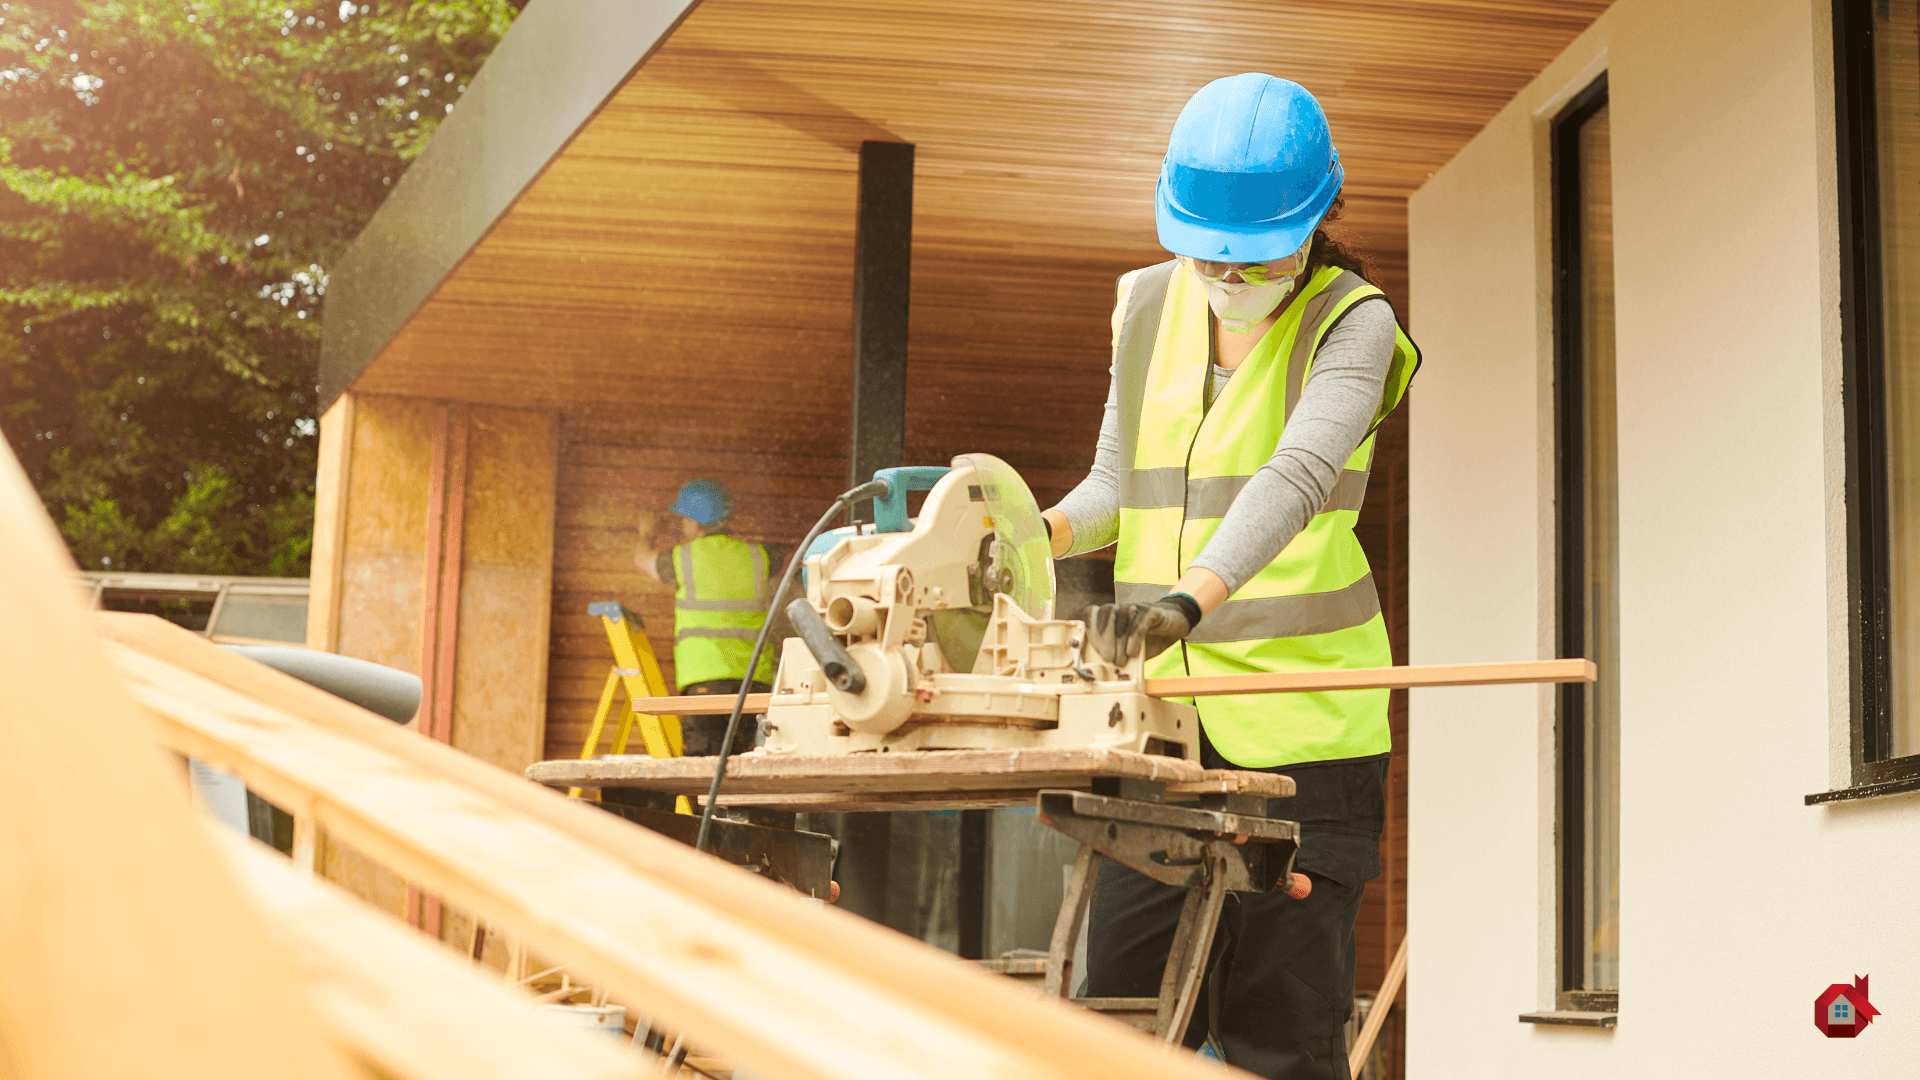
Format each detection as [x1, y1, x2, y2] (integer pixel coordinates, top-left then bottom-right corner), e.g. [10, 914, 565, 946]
[1305, 197, 1375, 283]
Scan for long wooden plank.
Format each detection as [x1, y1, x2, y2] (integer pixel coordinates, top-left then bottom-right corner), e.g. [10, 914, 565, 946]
[97, 612, 1233, 1080]
[527, 748, 1296, 799]
[1145, 658, 1596, 698]
[0, 449, 361, 1080]
[624, 691, 776, 714]
[214, 827, 649, 1080]
[1348, 933, 1408, 1076]
[620, 658, 1591, 716]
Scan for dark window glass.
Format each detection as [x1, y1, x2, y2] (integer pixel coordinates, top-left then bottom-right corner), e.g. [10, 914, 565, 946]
[1552, 75, 1619, 1005]
[1831, 0, 1920, 796]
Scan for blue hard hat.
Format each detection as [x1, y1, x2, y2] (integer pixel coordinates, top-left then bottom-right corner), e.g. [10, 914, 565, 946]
[669, 479, 733, 526]
[1155, 73, 1344, 263]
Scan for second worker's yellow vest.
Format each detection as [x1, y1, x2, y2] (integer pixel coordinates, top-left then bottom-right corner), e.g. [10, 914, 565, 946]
[672, 534, 777, 689]
[1112, 260, 1420, 768]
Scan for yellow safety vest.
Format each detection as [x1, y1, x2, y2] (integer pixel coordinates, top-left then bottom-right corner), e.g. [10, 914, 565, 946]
[672, 534, 776, 689]
[1113, 260, 1420, 767]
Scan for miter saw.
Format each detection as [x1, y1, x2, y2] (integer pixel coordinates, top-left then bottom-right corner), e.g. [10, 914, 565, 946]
[761, 453, 1201, 759]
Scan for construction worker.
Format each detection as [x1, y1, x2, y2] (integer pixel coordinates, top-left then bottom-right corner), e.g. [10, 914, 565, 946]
[1041, 73, 1418, 1079]
[637, 479, 782, 757]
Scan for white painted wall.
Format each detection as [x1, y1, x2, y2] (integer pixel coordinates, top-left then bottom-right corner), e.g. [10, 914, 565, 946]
[1407, 0, 1920, 1075]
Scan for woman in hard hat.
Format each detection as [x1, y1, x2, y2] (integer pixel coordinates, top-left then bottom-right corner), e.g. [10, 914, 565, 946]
[1041, 73, 1419, 1078]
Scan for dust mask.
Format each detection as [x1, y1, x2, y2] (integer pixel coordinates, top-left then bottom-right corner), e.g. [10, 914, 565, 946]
[1191, 239, 1313, 333]
[1203, 276, 1294, 332]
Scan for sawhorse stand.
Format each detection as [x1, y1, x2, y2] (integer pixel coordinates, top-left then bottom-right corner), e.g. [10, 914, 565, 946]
[1033, 788, 1299, 1042]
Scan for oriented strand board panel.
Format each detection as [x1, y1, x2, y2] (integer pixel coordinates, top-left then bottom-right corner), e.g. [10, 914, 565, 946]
[329, 392, 436, 916]
[452, 406, 559, 773]
[337, 394, 436, 675]
[0, 444, 360, 1080]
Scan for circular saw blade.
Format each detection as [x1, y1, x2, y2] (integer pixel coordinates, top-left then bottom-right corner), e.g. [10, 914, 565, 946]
[952, 452, 1055, 619]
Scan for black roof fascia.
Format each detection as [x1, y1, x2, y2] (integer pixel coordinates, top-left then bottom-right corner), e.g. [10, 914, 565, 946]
[317, 0, 702, 408]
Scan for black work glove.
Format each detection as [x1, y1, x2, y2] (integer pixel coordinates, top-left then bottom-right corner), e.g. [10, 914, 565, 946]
[1086, 593, 1203, 664]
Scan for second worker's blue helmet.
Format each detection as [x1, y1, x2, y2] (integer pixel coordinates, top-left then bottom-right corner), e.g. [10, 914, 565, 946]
[669, 479, 733, 527]
[1155, 73, 1344, 264]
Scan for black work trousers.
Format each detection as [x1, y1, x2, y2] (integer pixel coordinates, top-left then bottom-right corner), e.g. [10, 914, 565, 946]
[678, 679, 772, 757]
[1085, 738, 1387, 1080]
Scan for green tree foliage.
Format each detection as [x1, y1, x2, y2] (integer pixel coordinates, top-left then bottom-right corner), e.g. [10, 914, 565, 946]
[0, 0, 513, 576]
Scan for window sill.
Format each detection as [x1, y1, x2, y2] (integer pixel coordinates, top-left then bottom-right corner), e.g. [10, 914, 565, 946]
[1519, 1010, 1616, 1028]
[1805, 772, 1920, 805]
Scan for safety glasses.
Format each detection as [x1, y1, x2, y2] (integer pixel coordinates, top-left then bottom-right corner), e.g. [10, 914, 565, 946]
[1180, 252, 1307, 287]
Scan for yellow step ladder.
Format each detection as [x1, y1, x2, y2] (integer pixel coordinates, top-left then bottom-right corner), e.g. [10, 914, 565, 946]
[572, 601, 688, 811]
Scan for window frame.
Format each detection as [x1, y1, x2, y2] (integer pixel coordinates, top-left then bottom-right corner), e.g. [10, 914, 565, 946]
[1549, 71, 1618, 1016]
[1816, 0, 1920, 803]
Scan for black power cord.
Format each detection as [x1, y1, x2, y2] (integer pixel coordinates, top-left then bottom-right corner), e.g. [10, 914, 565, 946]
[690, 477, 891, 856]
[662, 479, 890, 1072]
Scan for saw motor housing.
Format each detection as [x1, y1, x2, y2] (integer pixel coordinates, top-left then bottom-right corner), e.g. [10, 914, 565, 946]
[760, 457, 1200, 759]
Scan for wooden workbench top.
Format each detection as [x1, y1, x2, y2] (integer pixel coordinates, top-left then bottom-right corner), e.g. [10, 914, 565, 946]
[526, 747, 1293, 813]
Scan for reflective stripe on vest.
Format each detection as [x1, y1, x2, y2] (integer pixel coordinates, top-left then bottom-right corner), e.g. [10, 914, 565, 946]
[672, 534, 776, 688]
[1111, 260, 1420, 768]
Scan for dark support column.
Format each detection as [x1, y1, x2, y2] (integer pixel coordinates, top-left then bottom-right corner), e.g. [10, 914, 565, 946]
[848, 140, 915, 506]
[830, 140, 916, 930]
[957, 809, 989, 959]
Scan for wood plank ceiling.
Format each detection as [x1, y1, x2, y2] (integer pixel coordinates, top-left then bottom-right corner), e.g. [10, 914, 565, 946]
[354, 0, 1613, 511]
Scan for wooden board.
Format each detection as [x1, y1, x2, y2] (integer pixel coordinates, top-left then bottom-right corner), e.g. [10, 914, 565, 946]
[95, 611, 1259, 1080]
[612, 659, 1595, 716]
[1145, 658, 1597, 698]
[216, 828, 649, 1080]
[306, 392, 355, 653]
[0, 446, 361, 1080]
[526, 747, 1294, 810]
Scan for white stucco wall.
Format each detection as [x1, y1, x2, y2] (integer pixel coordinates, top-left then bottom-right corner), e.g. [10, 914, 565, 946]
[1407, 0, 1920, 1075]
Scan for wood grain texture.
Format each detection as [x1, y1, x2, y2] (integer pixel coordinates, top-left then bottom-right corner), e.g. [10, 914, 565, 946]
[0, 446, 359, 1080]
[356, 0, 1614, 421]
[526, 748, 1295, 799]
[307, 392, 356, 653]
[98, 612, 1255, 1080]
[337, 394, 435, 677]
[600, 657, 1587, 719]
[216, 828, 650, 1080]
[331, 393, 436, 918]
[1349, 933, 1408, 1076]
[420, 402, 470, 747]
[450, 406, 559, 774]
[1145, 659, 1596, 698]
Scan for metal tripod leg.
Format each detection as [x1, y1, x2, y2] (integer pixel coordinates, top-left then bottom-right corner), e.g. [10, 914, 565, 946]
[1044, 844, 1102, 998]
[1152, 850, 1229, 1044]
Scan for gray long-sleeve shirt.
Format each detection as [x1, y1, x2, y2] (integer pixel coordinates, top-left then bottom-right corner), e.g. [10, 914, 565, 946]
[1052, 295, 1397, 594]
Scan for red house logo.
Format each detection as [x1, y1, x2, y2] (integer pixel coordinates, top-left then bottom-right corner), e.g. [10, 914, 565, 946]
[1815, 975, 1879, 1038]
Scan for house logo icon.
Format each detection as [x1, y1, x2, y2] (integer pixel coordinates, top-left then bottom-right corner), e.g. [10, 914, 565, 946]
[1815, 975, 1879, 1038]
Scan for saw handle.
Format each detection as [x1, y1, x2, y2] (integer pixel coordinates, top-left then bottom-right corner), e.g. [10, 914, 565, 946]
[871, 466, 951, 534]
[787, 598, 867, 693]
